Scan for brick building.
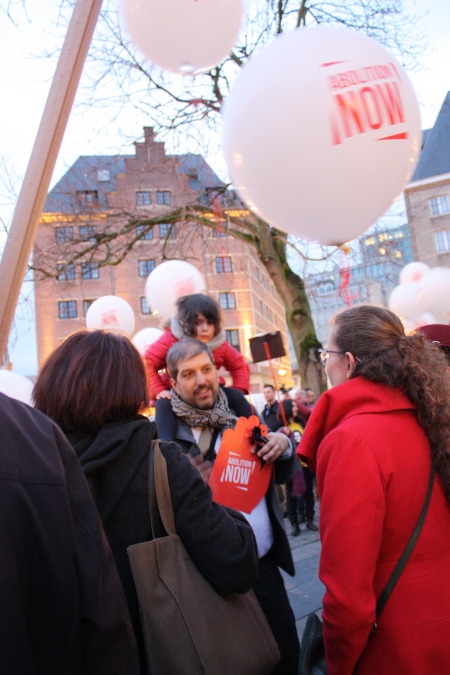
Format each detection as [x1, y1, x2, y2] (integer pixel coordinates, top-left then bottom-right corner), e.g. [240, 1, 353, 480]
[404, 91, 450, 266]
[33, 127, 293, 392]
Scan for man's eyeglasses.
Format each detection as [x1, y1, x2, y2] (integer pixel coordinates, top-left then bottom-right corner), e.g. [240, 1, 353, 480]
[317, 348, 345, 367]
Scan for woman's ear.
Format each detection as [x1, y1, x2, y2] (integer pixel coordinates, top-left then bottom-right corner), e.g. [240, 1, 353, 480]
[345, 352, 357, 380]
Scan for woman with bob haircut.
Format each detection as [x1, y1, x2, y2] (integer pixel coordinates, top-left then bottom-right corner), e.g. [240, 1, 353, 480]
[299, 305, 450, 675]
[33, 329, 258, 675]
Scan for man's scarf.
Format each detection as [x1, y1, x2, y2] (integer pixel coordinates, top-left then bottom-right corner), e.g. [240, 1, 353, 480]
[170, 386, 238, 430]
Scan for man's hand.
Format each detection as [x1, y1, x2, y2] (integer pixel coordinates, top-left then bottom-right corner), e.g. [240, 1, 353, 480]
[251, 432, 290, 464]
[186, 452, 212, 483]
[156, 390, 171, 400]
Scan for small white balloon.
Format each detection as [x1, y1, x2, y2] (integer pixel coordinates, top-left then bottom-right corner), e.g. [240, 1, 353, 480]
[419, 267, 450, 321]
[86, 296, 135, 335]
[120, 0, 244, 75]
[132, 327, 164, 356]
[0, 370, 33, 405]
[145, 260, 205, 317]
[389, 282, 427, 322]
[222, 24, 421, 245]
[399, 262, 430, 285]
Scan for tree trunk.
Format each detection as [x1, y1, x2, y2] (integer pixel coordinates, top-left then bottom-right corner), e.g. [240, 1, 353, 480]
[255, 221, 325, 393]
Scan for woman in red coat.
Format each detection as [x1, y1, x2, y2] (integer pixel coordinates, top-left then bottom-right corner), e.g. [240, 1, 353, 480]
[299, 305, 450, 675]
[145, 293, 250, 399]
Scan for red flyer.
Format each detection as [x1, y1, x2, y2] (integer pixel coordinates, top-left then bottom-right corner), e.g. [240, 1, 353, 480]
[209, 416, 272, 514]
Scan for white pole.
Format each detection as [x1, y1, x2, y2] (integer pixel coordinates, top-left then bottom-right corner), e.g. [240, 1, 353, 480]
[0, 0, 103, 362]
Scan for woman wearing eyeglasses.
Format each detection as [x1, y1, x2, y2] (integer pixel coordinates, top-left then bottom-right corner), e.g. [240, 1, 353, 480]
[299, 305, 450, 675]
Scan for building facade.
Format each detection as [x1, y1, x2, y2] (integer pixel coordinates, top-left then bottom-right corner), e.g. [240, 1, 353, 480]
[404, 92, 450, 267]
[305, 224, 413, 344]
[33, 127, 292, 392]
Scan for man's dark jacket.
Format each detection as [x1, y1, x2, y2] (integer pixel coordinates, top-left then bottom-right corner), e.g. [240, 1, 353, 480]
[0, 393, 138, 674]
[262, 400, 283, 432]
[156, 387, 295, 576]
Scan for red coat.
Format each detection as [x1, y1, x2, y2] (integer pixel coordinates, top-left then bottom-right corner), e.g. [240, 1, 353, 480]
[298, 377, 450, 675]
[144, 329, 250, 398]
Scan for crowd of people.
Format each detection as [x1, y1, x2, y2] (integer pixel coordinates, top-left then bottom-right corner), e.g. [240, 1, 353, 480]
[3, 292, 450, 673]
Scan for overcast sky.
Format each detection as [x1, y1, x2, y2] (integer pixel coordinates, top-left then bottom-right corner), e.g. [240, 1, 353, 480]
[1, 0, 450, 376]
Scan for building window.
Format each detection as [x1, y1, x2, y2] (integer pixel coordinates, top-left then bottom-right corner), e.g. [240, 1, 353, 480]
[434, 230, 450, 254]
[76, 190, 98, 206]
[138, 259, 155, 277]
[136, 225, 154, 240]
[79, 225, 97, 241]
[136, 191, 151, 206]
[225, 329, 240, 352]
[219, 292, 236, 310]
[429, 195, 450, 217]
[157, 191, 172, 205]
[83, 299, 95, 316]
[55, 226, 73, 243]
[260, 299, 264, 314]
[159, 223, 176, 238]
[81, 262, 100, 279]
[58, 300, 77, 319]
[97, 169, 110, 182]
[140, 296, 151, 314]
[215, 256, 232, 274]
[56, 262, 75, 281]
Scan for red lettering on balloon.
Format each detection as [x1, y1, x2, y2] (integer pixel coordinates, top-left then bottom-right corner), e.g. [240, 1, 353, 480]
[328, 71, 406, 145]
[360, 86, 382, 130]
[100, 310, 118, 326]
[335, 90, 366, 139]
[374, 81, 404, 125]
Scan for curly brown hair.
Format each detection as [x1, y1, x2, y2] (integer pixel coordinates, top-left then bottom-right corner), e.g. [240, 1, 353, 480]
[33, 330, 149, 434]
[330, 305, 450, 502]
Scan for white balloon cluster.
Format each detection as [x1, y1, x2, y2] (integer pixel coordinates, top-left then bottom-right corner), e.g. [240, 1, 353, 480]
[389, 263, 450, 332]
[83, 262, 205, 362]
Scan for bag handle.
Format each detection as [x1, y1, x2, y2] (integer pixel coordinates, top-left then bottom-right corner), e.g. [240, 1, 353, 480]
[148, 439, 176, 538]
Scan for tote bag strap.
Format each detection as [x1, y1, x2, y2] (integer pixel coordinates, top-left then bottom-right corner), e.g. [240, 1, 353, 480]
[148, 439, 177, 537]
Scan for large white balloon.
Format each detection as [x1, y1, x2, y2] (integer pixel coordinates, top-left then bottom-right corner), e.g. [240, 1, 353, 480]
[145, 260, 205, 317]
[0, 370, 33, 405]
[389, 282, 426, 322]
[399, 261, 430, 285]
[85, 296, 136, 335]
[419, 267, 450, 323]
[222, 25, 421, 246]
[120, 0, 244, 75]
[132, 327, 164, 356]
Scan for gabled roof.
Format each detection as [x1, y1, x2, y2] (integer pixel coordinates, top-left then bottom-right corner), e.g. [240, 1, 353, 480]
[44, 155, 131, 212]
[44, 151, 224, 214]
[411, 92, 450, 181]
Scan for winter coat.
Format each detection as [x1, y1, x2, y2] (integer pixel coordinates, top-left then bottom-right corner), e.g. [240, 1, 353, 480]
[298, 377, 450, 675]
[0, 393, 138, 674]
[144, 327, 250, 398]
[156, 390, 295, 576]
[66, 416, 258, 674]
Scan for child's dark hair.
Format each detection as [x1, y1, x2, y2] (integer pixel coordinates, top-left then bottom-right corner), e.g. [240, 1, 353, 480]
[176, 294, 222, 337]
